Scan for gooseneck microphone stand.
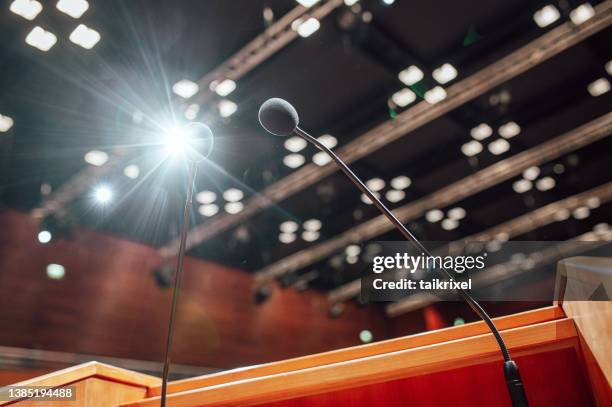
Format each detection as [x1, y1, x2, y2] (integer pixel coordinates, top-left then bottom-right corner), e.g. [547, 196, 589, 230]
[160, 161, 198, 407]
[293, 126, 529, 407]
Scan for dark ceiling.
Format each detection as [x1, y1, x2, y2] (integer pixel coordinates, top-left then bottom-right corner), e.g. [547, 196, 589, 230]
[1, 0, 611, 293]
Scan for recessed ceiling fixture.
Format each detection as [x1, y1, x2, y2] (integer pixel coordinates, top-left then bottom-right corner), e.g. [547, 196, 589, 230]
[360, 192, 380, 205]
[535, 176, 556, 191]
[184, 104, 199, 120]
[280, 221, 299, 233]
[295, 0, 320, 7]
[432, 63, 458, 84]
[606, 60, 612, 76]
[303, 219, 322, 231]
[279, 232, 296, 244]
[198, 204, 219, 217]
[302, 230, 320, 242]
[283, 153, 306, 168]
[587, 78, 610, 97]
[441, 218, 459, 231]
[513, 179, 532, 193]
[533, 5, 560, 28]
[93, 185, 112, 204]
[46, 264, 65, 280]
[385, 189, 405, 203]
[284, 136, 307, 152]
[424, 86, 446, 104]
[223, 188, 244, 202]
[522, 166, 540, 181]
[499, 121, 521, 138]
[0, 114, 14, 132]
[123, 164, 139, 179]
[196, 190, 216, 204]
[390, 175, 411, 190]
[345, 244, 361, 257]
[312, 151, 331, 166]
[366, 178, 385, 192]
[69, 24, 100, 49]
[38, 230, 52, 244]
[56, 0, 89, 18]
[398, 65, 424, 86]
[318, 134, 337, 149]
[425, 209, 444, 223]
[224, 202, 244, 214]
[391, 88, 416, 107]
[470, 123, 492, 140]
[461, 140, 482, 157]
[488, 138, 510, 155]
[25, 26, 57, 52]
[572, 206, 590, 219]
[84, 150, 108, 166]
[218, 100, 238, 117]
[211, 79, 236, 97]
[569, 3, 595, 25]
[294, 17, 320, 38]
[9, 0, 42, 20]
[172, 79, 199, 99]
[447, 207, 466, 220]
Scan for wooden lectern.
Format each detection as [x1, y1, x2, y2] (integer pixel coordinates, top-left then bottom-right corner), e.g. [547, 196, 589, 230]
[2, 257, 610, 406]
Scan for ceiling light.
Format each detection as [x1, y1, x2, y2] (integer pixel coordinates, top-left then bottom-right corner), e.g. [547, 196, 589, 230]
[441, 218, 459, 231]
[572, 206, 590, 219]
[318, 134, 337, 149]
[587, 78, 610, 97]
[25, 26, 57, 52]
[461, 140, 483, 157]
[470, 123, 492, 140]
[346, 255, 359, 264]
[162, 125, 192, 156]
[295, 17, 320, 38]
[606, 60, 612, 76]
[38, 230, 52, 244]
[586, 197, 601, 209]
[398, 65, 424, 86]
[447, 207, 466, 220]
[56, 0, 88, 18]
[184, 104, 199, 120]
[570, 3, 595, 25]
[198, 203, 219, 217]
[391, 88, 416, 107]
[554, 208, 570, 221]
[123, 164, 139, 179]
[0, 114, 14, 132]
[46, 264, 65, 280]
[344, 0, 359, 5]
[69, 24, 100, 49]
[533, 5, 560, 28]
[284, 136, 307, 152]
[302, 230, 320, 242]
[213, 79, 236, 97]
[499, 121, 521, 138]
[424, 86, 446, 104]
[312, 151, 331, 166]
[218, 99, 238, 117]
[488, 138, 510, 155]
[432, 63, 458, 84]
[361, 192, 380, 205]
[84, 150, 108, 166]
[224, 202, 244, 214]
[513, 179, 532, 193]
[522, 166, 540, 181]
[390, 175, 411, 190]
[9, 0, 42, 20]
[303, 219, 322, 231]
[93, 185, 112, 204]
[385, 189, 405, 203]
[283, 153, 305, 168]
[172, 79, 199, 99]
[345, 245, 361, 257]
[425, 209, 444, 223]
[196, 190, 216, 204]
[382, 0, 395, 4]
[593, 223, 609, 233]
[535, 176, 555, 191]
[366, 178, 385, 192]
[40, 183, 52, 195]
[280, 220, 299, 233]
[296, 0, 320, 7]
[279, 232, 296, 244]
[223, 188, 244, 202]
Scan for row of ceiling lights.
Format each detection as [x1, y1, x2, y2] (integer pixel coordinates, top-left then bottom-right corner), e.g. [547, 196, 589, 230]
[360, 175, 411, 205]
[279, 218, 323, 243]
[461, 121, 521, 157]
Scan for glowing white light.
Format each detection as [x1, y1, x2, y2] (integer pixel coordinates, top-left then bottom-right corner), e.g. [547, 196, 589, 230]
[46, 264, 65, 280]
[432, 63, 458, 84]
[93, 185, 112, 204]
[123, 164, 139, 179]
[391, 88, 416, 107]
[390, 175, 411, 190]
[572, 206, 590, 220]
[461, 140, 483, 157]
[398, 65, 423, 86]
[488, 138, 510, 155]
[536, 176, 555, 191]
[0, 114, 14, 132]
[302, 230, 320, 242]
[295, 17, 320, 38]
[56, 0, 88, 18]
[9, 0, 42, 20]
[470, 123, 492, 140]
[586, 197, 601, 209]
[533, 5, 560, 28]
[163, 125, 191, 155]
[447, 207, 466, 220]
[296, 0, 320, 7]
[385, 189, 405, 203]
[554, 208, 570, 221]
[198, 203, 219, 217]
[196, 190, 216, 204]
[344, 0, 359, 5]
[606, 60, 612, 76]
[69, 24, 100, 49]
[424, 86, 446, 104]
[213, 79, 236, 97]
[218, 99, 238, 117]
[513, 179, 532, 193]
[366, 178, 385, 192]
[132, 110, 144, 124]
[346, 255, 358, 264]
[38, 230, 52, 244]
[279, 232, 296, 244]
[570, 3, 595, 25]
[224, 202, 244, 214]
[284, 136, 307, 152]
[84, 150, 108, 166]
[223, 188, 244, 202]
[283, 153, 305, 168]
[499, 121, 521, 139]
[441, 218, 459, 231]
[184, 104, 199, 120]
[425, 209, 444, 223]
[172, 79, 199, 99]
[522, 166, 540, 181]
[318, 134, 337, 149]
[360, 192, 380, 205]
[587, 78, 610, 97]
[25, 26, 57, 52]
[312, 151, 331, 166]
[382, 0, 395, 4]
[345, 244, 361, 257]
[303, 219, 322, 231]
[280, 221, 299, 233]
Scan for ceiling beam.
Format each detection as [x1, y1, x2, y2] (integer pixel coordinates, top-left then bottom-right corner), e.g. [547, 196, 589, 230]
[159, 1, 612, 258]
[253, 112, 612, 283]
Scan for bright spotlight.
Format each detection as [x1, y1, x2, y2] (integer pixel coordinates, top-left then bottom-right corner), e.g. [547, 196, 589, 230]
[163, 125, 191, 155]
[93, 185, 112, 204]
[38, 230, 52, 244]
[161, 122, 214, 161]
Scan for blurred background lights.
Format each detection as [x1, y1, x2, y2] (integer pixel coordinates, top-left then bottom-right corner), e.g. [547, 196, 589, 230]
[385, 189, 405, 203]
[25, 26, 57, 52]
[425, 209, 444, 223]
[499, 121, 521, 138]
[361, 192, 380, 205]
[470, 123, 492, 140]
[69, 24, 100, 49]
[398, 65, 423, 86]
[84, 150, 108, 166]
[93, 185, 112, 204]
[218, 99, 238, 117]
[447, 207, 466, 220]
[123, 164, 139, 179]
[488, 138, 510, 155]
[606, 60, 612, 76]
[303, 219, 322, 231]
[46, 264, 65, 280]
[212, 79, 236, 97]
[513, 179, 532, 193]
[391, 88, 416, 107]
[312, 151, 332, 166]
[441, 218, 458, 231]
[223, 188, 244, 202]
[283, 153, 305, 168]
[279, 232, 296, 244]
[284, 136, 307, 152]
[533, 5, 560, 28]
[196, 190, 216, 204]
[453, 317, 465, 326]
[38, 230, 52, 244]
[302, 230, 320, 242]
[184, 104, 199, 120]
[163, 125, 191, 155]
[56, 0, 89, 18]
[295, 17, 320, 38]
[432, 63, 457, 84]
[569, 3, 595, 25]
[224, 202, 244, 214]
[365, 178, 385, 192]
[0, 114, 14, 132]
[424, 86, 446, 104]
[390, 175, 411, 190]
[317, 134, 337, 149]
[587, 78, 610, 97]
[280, 221, 299, 233]
[536, 176, 556, 191]
[198, 204, 219, 217]
[573, 206, 590, 219]
[359, 330, 373, 343]
[295, 0, 320, 7]
[172, 79, 199, 99]
[522, 166, 540, 181]
[9, 0, 42, 20]
[345, 244, 361, 257]
[461, 140, 482, 157]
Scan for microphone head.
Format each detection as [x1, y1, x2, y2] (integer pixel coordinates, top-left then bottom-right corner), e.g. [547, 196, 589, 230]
[258, 98, 299, 137]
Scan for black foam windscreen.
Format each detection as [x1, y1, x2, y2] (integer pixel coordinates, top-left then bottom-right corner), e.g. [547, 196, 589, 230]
[258, 98, 299, 137]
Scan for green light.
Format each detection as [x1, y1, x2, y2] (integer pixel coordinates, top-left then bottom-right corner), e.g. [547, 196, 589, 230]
[453, 317, 465, 326]
[46, 264, 65, 280]
[359, 330, 373, 343]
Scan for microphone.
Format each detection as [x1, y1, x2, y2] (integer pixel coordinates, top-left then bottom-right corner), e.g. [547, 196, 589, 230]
[258, 98, 529, 407]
